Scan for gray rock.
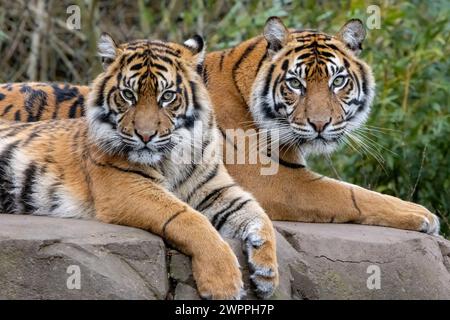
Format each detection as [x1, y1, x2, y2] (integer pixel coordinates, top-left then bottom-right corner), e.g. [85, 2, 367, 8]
[274, 222, 450, 299]
[0, 214, 449, 299]
[0, 214, 168, 299]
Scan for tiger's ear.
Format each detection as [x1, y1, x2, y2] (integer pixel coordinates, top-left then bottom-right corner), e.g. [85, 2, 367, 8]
[264, 16, 289, 55]
[98, 33, 118, 69]
[337, 19, 366, 56]
[184, 35, 205, 64]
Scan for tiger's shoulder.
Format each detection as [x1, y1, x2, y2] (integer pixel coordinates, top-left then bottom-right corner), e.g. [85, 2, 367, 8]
[0, 82, 89, 122]
[204, 36, 267, 101]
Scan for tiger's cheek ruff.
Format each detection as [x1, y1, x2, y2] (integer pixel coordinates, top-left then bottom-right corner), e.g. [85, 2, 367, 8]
[250, 58, 303, 148]
[342, 61, 375, 132]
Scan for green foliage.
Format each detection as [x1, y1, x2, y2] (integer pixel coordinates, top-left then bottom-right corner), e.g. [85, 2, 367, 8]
[0, 0, 448, 236]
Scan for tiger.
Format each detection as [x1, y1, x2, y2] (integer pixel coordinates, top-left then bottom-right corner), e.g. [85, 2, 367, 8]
[0, 17, 439, 235]
[0, 34, 279, 300]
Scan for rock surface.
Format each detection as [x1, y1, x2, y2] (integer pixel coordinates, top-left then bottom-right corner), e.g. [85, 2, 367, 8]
[0, 214, 449, 299]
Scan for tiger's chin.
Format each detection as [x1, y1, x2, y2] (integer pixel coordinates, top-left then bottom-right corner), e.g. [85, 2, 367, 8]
[298, 138, 341, 157]
[128, 148, 164, 165]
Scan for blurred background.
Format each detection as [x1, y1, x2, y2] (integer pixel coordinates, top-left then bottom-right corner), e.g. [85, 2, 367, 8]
[0, 0, 449, 236]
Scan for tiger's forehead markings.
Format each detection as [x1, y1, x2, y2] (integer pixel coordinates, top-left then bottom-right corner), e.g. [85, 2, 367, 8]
[116, 41, 185, 94]
[121, 40, 182, 58]
[278, 32, 346, 79]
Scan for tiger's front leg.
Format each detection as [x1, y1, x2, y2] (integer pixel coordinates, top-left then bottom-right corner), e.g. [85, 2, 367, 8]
[265, 168, 440, 235]
[89, 164, 244, 300]
[189, 167, 279, 299]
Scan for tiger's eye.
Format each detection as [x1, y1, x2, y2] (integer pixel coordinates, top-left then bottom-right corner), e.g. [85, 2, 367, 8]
[332, 76, 345, 87]
[161, 91, 175, 103]
[122, 89, 135, 101]
[287, 78, 302, 90]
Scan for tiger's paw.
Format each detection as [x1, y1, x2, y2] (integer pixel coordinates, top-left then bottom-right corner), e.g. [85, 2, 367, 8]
[244, 223, 279, 299]
[379, 194, 440, 236]
[417, 208, 440, 235]
[394, 199, 440, 235]
[192, 242, 244, 300]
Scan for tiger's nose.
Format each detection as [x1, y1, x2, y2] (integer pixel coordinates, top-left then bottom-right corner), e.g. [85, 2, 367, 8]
[135, 129, 157, 143]
[307, 118, 331, 133]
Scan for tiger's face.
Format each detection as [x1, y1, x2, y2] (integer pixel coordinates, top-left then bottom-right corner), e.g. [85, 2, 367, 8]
[251, 17, 374, 156]
[87, 34, 210, 164]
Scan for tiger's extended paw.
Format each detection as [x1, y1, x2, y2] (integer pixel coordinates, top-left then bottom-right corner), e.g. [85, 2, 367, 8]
[354, 188, 440, 236]
[389, 196, 440, 235]
[370, 193, 440, 236]
[192, 242, 244, 300]
[244, 220, 279, 299]
[414, 204, 440, 235]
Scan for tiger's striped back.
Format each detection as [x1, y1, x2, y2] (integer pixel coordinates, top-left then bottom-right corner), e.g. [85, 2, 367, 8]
[0, 83, 88, 121]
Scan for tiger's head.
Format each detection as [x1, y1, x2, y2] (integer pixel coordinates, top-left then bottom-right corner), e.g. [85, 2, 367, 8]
[251, 17, 375, 157]
[87, 34, 210, 165]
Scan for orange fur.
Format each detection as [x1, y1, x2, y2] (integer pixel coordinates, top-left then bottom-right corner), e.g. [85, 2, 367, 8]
[0, 35, 279, 299]
[0, 19, 439, 235]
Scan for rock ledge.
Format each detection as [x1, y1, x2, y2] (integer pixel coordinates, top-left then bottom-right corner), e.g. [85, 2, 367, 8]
[0, 214, 449, 299]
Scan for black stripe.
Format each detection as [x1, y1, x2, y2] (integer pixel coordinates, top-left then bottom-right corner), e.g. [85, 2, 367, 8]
[216, 199, 252, 231]
[271, 74, 281, 108]
[14, 110, 21, 121]
[89, 154, 159, 182]
[319, 51, 336, 58]
[95, 75, 112, 107]
[48, 182, 62, 212]
[19, 84, 48, 122]
[185, 164, 219, 204]
[195, 183, 236, 212]
[0, 141, 20, 213]
[356, 61, 368, 95]
[201, 63, 208, 84]
[155, 54, 175, 65]
[162, 208, 186, 239]
[296, 52, 313, 60]
[322, 43, 347, 56]
[350, 70, 361, 97]
[176, 163, 198, 186]
[189, 81, 202, 110]
[211, 197, 241, 227]
[68, 95, 85, 118]
[130, 63, 144, 71]
[278, 157, 305, 169]
[255, 44, 269, 76]
[219, 51, 226, 71]
[231, 39, 263, 104]
[262, 64, 275, 96]
[0, 104, 13, 117]
[350, 187, 362, 216]
[111, 165, 158, 181]
[261, 100, 279, 120]
[20, 162, 39, 214]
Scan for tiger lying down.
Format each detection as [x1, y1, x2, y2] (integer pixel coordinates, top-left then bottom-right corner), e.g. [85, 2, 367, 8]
[0, 18, 440, 236]
[0, 35, 277, 299]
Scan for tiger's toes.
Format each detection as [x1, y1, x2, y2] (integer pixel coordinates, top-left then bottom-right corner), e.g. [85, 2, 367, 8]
[419, 212, 440, 235]
[245, 232, 279, 299]
[405, 202, 441, 235]
[192, 244, 244, 300]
